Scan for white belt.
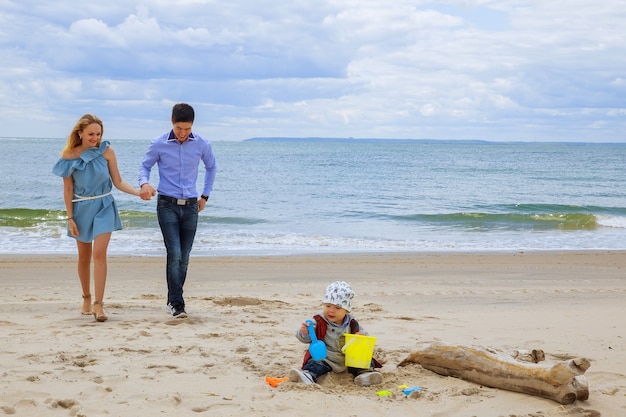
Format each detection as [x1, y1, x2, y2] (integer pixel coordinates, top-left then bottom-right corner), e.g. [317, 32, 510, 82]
[72, 191, 112, 202]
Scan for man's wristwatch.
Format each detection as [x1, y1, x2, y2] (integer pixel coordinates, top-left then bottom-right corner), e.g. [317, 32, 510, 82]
[201, 195, 209, 201]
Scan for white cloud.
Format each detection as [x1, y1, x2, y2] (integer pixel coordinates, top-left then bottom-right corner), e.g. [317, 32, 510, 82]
[0, 0, 625, 141]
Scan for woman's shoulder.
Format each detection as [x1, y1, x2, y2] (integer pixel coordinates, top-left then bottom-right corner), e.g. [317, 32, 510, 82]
[99, 140, 111, 151]
[101, 141, 114, 156]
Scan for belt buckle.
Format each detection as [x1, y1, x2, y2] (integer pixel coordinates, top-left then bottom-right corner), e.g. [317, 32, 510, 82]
[176, 199, 187, 205]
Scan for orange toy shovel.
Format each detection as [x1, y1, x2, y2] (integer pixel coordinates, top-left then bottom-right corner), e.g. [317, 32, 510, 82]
[265, 376, 289, 387]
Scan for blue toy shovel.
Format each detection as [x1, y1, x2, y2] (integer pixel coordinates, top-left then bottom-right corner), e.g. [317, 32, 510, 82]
[306, 319, 327, 361]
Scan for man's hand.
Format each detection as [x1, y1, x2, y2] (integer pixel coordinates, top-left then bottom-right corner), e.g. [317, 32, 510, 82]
[140, 183, 156, 200]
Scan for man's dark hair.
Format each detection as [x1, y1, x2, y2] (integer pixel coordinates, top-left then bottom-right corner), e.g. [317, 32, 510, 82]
[171, 103, 195, 123]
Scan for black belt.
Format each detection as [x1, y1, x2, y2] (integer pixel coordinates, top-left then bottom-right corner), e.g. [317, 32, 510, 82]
[158, 194, 197, 206]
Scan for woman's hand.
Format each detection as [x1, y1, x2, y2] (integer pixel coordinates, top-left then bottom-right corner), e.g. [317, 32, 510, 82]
[68, 218, 79, 237]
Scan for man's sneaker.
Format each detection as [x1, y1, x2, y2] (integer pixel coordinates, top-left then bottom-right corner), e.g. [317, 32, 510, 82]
[354, 371, 383, 387]
[165, 303, 187, 318]
[165, 303, 175, 315]
[289, 368, 314, 384]
[172, 305, 187, 318]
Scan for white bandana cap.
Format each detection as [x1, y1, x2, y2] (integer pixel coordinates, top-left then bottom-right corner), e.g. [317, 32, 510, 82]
[323, 281, 354, 312]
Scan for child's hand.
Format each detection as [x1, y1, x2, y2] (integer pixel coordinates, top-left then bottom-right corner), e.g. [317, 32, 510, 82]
[300, 322, 310, 336]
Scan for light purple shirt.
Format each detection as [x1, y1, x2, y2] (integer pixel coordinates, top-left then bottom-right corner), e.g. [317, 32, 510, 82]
[138, 130, 217, 199]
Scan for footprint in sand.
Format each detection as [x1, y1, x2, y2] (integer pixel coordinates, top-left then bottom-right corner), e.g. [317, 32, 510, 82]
[211, 296, 290, 308]
[50, 399, 78, 409]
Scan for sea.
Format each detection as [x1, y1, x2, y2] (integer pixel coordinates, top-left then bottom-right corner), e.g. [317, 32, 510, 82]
[1, 137, 625, 256]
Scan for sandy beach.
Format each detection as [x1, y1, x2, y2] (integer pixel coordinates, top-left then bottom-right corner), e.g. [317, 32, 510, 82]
[0, 251, 624, 417]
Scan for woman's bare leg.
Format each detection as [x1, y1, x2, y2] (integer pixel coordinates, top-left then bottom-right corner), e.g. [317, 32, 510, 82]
[92, 233, 111, 320]
[76, 240, 93, 314]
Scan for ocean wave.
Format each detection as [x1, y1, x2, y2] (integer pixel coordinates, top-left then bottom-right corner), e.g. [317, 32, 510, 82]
[3, 206, 626, 233]
[382, 204, 626, 231]
[0, 208, 266, 228]
[407, 212, 599, 230]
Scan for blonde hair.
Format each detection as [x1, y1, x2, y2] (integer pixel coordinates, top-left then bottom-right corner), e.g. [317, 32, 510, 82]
[62, 114, 104, 154]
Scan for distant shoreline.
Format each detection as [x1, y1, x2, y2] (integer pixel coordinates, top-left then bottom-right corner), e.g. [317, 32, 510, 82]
[1, 136, 625, 145]
[243, 137, 626, 145]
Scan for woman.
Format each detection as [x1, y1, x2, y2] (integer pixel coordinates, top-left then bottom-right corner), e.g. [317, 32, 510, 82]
[53, 114, 142, 322]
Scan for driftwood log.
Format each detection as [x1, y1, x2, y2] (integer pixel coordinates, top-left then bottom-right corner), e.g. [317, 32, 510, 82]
[398, 341, 589, 405]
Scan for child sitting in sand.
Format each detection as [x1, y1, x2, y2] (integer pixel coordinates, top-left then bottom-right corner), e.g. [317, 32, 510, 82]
[290, 281, 383, 386]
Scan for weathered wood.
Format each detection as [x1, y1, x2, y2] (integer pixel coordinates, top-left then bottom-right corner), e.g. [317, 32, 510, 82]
[511, 349, 545, 363]
[398, 341, 589, 405]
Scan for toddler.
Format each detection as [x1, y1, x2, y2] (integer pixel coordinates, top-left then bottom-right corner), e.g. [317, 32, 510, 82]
[290, 281, 383, 386]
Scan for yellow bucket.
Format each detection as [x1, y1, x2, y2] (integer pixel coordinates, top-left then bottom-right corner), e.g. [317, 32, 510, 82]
[344, 334, 377, 369]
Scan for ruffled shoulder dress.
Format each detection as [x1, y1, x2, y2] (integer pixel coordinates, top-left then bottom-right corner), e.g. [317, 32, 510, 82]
[52, 141, 122, 242]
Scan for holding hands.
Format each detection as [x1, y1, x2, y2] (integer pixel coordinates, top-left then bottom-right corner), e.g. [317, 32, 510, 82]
[140, 183, 156, 200]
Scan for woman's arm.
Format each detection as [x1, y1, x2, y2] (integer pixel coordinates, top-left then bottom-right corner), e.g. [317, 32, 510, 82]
[62, 176, 79, 237]
[103, 146, 141, 197]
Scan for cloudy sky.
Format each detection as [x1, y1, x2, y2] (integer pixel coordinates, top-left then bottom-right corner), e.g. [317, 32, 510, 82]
[1, 0, 625, 142]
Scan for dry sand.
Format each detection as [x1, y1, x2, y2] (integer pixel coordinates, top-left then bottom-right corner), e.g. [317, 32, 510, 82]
[0, 251, 624, 417]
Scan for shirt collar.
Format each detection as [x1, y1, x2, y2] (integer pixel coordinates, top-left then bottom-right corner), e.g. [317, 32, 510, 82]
[167, 130, 196, 142]
[327, 314, 350, 328]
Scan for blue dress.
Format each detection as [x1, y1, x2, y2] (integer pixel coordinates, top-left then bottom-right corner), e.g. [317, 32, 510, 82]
[52, 141, 122, 242]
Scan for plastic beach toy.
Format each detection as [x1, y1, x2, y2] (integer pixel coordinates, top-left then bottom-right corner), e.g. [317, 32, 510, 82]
[403, 386, 423, 396]
[344, 334, 377, 369]
[306, 319, 327, 361]
[265, 376, 289, 387]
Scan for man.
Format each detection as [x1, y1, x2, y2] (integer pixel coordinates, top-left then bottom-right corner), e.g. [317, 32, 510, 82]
[139, 103, 217, 318]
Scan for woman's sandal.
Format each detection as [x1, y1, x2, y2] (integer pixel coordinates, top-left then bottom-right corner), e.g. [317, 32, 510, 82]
[93, 300, 108, 322]
[81, 294, 93, 315]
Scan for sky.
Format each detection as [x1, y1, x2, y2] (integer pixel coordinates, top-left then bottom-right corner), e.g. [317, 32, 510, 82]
[1, 0, 625, 142]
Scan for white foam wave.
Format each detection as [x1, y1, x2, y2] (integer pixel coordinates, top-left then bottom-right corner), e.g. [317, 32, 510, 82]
[2, 225, 626, 256]
[596, 215, 626, 229]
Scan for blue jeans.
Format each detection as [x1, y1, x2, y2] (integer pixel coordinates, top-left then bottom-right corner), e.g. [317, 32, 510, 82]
[157, 198, 198, 308]
[302, 358, 374, 382]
